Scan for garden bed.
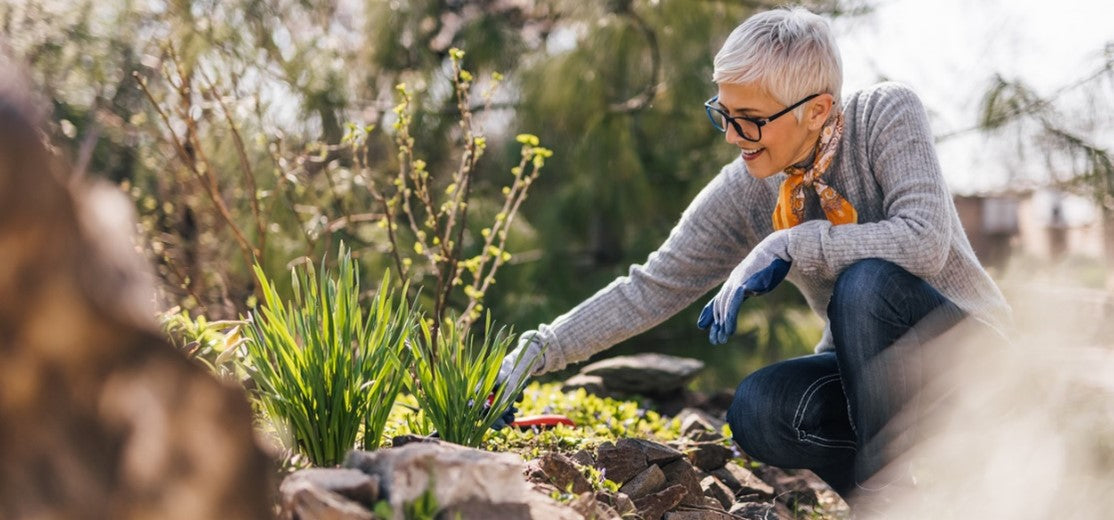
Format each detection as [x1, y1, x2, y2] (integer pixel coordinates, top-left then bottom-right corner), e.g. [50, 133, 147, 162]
[278, 382, 850, 520]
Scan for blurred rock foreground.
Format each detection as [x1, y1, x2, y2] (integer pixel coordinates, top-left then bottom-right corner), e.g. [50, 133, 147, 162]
[0, 62, 273, 518]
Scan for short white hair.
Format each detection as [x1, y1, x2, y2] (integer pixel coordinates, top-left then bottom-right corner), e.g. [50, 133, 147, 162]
[713, 7, 843, 117]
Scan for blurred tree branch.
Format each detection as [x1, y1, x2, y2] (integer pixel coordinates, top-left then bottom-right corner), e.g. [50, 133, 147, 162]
[974, 46, 1114, 287]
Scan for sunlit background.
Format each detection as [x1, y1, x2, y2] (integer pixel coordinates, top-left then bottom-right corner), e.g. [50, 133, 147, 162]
[1, 1, 1111, 516]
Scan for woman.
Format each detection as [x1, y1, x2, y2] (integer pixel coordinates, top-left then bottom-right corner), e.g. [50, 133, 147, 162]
[498, 6, 1010, 501]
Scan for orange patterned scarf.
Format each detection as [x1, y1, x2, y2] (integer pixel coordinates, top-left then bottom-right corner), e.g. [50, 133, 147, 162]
[772, 113, 857, 230]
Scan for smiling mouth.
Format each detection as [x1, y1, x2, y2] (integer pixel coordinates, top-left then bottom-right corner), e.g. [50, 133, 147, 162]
[741, 148, 765, 160]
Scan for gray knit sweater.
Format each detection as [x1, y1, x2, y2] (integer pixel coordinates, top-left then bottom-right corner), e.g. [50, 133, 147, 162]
[529, 82, 1012, 375]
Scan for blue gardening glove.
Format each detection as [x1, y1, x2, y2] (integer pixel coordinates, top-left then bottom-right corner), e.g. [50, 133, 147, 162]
[488, 390, 519, 431]
[697, 230, 793, 345]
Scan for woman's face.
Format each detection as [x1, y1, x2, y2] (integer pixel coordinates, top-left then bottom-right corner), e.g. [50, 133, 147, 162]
[715, 81, 830, 179]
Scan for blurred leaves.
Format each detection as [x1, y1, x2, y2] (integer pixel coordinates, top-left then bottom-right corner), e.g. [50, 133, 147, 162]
[5, 0, 852, 369]
[977, 59, 1114, 209]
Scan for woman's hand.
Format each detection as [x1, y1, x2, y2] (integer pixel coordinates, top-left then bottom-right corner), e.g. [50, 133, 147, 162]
[698, 230, 793, 344]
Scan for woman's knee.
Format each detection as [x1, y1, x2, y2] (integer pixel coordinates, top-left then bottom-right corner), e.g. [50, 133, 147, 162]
[829, 259, 915, 328]
[832, 259, 906, 305]
[726, 370, 786, 464]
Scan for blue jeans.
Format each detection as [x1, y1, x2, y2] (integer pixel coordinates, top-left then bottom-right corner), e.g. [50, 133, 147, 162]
[726, 259, 968, 497]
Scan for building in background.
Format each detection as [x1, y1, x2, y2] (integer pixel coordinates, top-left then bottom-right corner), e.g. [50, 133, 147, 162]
[954, 189, 1105, 271]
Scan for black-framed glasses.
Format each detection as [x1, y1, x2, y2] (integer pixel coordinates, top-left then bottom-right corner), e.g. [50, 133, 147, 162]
[704, 93, 820, 142]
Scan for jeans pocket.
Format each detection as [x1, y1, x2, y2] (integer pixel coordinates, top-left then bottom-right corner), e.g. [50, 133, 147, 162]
[793, 374, 857, 450]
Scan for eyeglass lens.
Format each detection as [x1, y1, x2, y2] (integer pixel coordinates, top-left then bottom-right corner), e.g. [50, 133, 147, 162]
[713, 112, 761, 141]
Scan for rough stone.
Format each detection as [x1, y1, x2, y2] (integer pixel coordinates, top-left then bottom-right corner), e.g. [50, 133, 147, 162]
[570, 491, 620, 520]
[659, 458, 705, 506]
[580, 354, 705, 396]
[752, 466, 824, 509]
[664, 509, 738, 520]
[344, 443, 528, 515]
[435, 500, 531, 520]
[596, 440, 649, 484]
[280, 468, 380, 512]
[632, 484, 688, 520]
[571, 449, 597, 468]
[711, 462, 774, 500]
[619, 464, 666, 499]
[524, 459, 549, 486]
[536, 452, 593, 494]
[687, 442, 734, 472]
[728, 501, 777, 520]
[684, 429, 723, 443]
[281, 481, 375, 520]
[561, 374, 608, 395]
[701, 496, 727, 510]
[676, 408, 728, 442]
[597, 491, 638, 518]
[699, 475, 734, 509]
[619, 438, 684, 465]
[0, 75, 273, 519]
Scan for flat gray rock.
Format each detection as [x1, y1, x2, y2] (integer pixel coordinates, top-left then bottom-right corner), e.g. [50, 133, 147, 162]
[632, 484, 687, 520]
[660, 458, 704, 507]
[280, 468, 380, 510]
[580, 354, 705, 395]
[619, 464, 666, 499]
[712, 462, 774, 500]
[344, 443, 527, 515]
[561, 373, 607, 395]
[534, 453, 592, 494]
[596, 491, 639, 518]
[280, 478, 374, 520]
[596, 440, 649, 484]
[700, 475, 735, 509]
[619, 438, 685, 465]
[676, 408, 728, 441]
[687, 442, 734, 472]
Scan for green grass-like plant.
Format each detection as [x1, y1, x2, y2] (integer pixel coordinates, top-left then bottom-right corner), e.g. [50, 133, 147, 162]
[408, 316, 537, 447]
[242, 244, 413, 466]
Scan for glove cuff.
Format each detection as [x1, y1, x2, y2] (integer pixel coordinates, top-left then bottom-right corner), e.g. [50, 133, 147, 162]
[529, 325, 567, 375]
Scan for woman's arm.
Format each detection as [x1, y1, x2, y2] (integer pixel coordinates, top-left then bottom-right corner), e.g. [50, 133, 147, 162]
[531, 164, 755, 374]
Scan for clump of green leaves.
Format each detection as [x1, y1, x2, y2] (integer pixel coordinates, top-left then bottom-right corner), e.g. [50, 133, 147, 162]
[482, 383, 682, 458]
[241, 244, 414, 466]
[407, 317, 537, 447]
[160, 307, 245, 380]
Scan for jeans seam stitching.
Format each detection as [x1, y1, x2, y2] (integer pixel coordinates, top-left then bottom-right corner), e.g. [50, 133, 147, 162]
[800, 434, 858, 450]
[793, 374, 855, 450]
[792, 374, 840, 429]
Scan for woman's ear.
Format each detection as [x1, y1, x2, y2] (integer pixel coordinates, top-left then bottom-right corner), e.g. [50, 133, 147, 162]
[807, 93, 835, 131]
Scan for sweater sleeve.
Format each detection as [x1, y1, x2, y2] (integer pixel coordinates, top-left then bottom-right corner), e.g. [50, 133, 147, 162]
[530, 165, 753, 374]
[786, 83, 952, 280]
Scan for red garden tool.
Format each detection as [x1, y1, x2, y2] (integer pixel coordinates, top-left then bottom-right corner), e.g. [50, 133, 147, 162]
[485, 392, 576, 431]
[508, 414, 575, 430]
[423, 391, 576, 439]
